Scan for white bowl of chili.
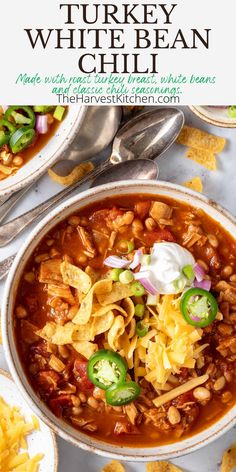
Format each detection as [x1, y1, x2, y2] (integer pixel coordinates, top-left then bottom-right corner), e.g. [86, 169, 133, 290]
[0, 105, 86, 197]
[2, 180, 236, 461]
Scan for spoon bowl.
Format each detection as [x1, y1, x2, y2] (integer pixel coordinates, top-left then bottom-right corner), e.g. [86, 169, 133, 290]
[110, 107, 184, 163]
[91, 159, 158, 188]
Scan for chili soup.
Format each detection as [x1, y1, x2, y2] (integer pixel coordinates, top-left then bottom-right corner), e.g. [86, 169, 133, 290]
[14, 195, 236, 447]
[0, 106, 66, 180]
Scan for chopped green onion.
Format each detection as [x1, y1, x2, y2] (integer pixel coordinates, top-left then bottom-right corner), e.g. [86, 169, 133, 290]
[53, 106, 65, 121]
[119, 270, 134, 284]
[118, 240, 134, 255]
[33, 106, 54, 113]
[141, 254, 151, 266]
[108, 268, 123, 282]
[136, 321, 148, 337]
[228, 106, 236, 118]
[134, 304, 145, 318]
[131, 281, 145, 297]
[182, 264, 194, 280]
[173, 275, 186, 292]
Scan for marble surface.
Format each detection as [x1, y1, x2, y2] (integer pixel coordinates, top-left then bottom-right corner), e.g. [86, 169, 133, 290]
[0, 107, 235, 471]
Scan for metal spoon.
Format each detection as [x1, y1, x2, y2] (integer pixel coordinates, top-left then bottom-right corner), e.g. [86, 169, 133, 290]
[0, 107, 184, 247]
[91, 159, 158, 188]
[0, 106, 122, 223]
[0, 160, 158, 281]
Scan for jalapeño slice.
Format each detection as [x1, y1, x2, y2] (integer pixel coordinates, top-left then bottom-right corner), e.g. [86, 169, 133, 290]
[87, 350, 127, 390]
[180, 287, 218, 328]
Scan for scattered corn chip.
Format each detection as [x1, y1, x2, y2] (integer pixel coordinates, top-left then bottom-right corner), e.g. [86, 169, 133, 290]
[183, 176, 203, 192]
[73, 340, 98, 359]
[186, 148, 217, 171]
[0, 396, 44, 471]
[61, 260, 92, 293]
[97, 282, 133, 306]
[102, 460, 126, 472]
[221, 442, 236, 472]
[48, 161, 94, 185]
[146, 461, 183, 472]
[72, 279, 113, 325]
[177, 125, 226, 153]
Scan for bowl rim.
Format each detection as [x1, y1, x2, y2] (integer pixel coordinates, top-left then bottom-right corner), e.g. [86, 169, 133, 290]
[2, 179, 236, 461]
[0, 105, 87, 197]
[189, 105, 236, 128]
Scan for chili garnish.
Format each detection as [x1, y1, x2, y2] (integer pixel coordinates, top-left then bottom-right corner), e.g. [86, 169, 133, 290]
[87, 350, 127, 390]
[105, 381, 141, 406]
[180, 287, 218, 327]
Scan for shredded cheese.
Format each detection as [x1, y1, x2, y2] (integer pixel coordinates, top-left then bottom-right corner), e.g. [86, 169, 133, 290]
[0, 396, 44, 471]
[136, 295, 203, 388]
[153, 374, 209, 407]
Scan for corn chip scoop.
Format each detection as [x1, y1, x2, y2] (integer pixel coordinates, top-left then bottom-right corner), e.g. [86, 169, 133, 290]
[177, 124, 226, 171]
[101, 461, 183, 472]
[183, 176, 203, 192]
[48, 161, 94, 185]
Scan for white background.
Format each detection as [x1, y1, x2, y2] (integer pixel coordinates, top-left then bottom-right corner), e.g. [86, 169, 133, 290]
[0, 107, 236, 470]
[0, 0, 235, 104]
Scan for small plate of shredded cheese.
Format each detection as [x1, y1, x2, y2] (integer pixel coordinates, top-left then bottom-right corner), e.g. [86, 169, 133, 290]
[0, 368, 58, 472]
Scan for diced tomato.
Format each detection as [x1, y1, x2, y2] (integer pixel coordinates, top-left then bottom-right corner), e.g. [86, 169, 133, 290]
[114, 421, 140, 435]
[49, 394, 73, 417]
[135, 201, 151, 219]
[107, 207, 124, 221]
[74, 360, 87, 378]
[144, 229, 175, 245]
[173, 391, 194, 408]
[73, 359, 94, 393]
[35, 370, 60, 394]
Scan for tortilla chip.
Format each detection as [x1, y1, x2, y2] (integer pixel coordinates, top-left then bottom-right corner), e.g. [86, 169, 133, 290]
[221, 442, 236, 472]
[47, 284, 75, 305]
[85, 266, 100, 284]
[123, 298, 135, 326]
[39, 258, 63, 284]
[72, 280, 112, 325]
[92, 311, 114, 338]
[186, 148, 216, 171]
[61, 260, 92, 293]
[146, 461, 183, 472]
[183, 176, 203, 192]
[37, 322, 74, 344]
[102, 461, 126, 472]
[73, 341, 98, 359]
[177, 125, 226, 153]
[97, 282, 133, 306]
[71, 323, 93, 341]
[48, 161, 94, 186]
[92, 304, 127, 318]
[108, 316, 125, 350]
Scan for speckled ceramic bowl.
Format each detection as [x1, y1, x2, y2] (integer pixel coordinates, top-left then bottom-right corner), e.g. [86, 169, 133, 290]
[2, 181, 236, 461]
[0, 106, 86, 197]
[189, 106, 236, 128]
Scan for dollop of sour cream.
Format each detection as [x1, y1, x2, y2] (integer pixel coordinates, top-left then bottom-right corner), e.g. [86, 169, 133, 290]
[141, 242, 195, 294]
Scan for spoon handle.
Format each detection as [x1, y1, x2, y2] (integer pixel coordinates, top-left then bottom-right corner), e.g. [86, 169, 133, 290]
[0, 160, 110, 247]
[0, 185, 33, 224]
[0, 254, 15, 280]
